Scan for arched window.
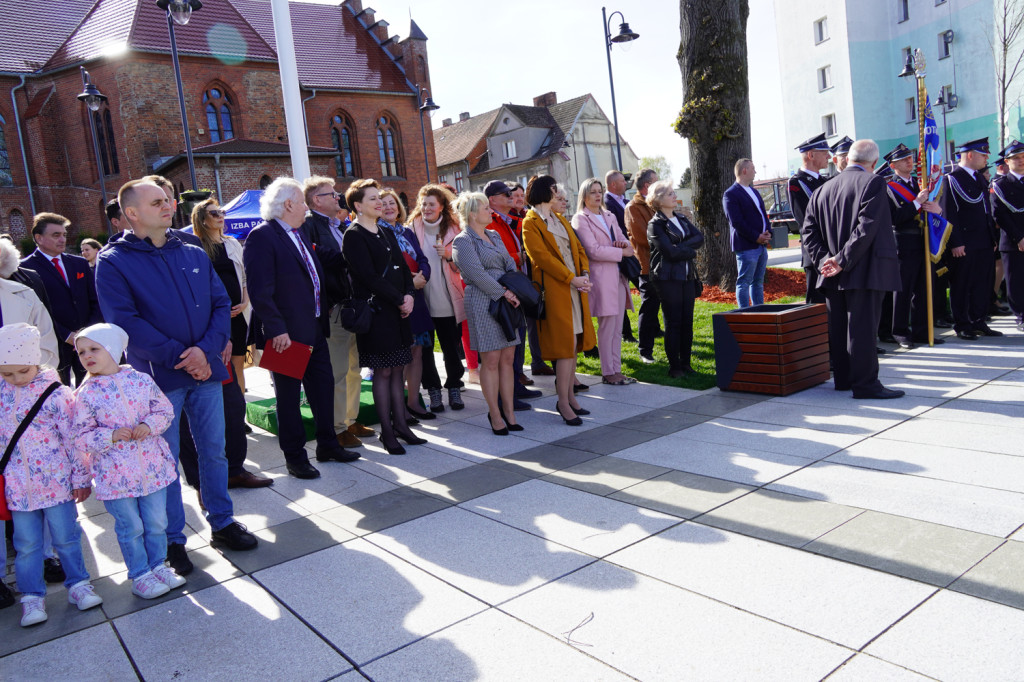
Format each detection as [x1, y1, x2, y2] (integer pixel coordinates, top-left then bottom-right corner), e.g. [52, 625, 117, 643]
[330, 111, 359, 177]
[203, 87, 235, 143]
[0, 113, 12, 186]
[8, 209, 26, 239]
[91, 108, 119, 176]
[376, 113, 402, 178]
[259, 175, 272, 190]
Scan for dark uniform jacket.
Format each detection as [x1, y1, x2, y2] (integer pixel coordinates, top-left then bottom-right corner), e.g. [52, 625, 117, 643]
[991, 173, 1024, 252]
[938, 166, 996, 251]
[789, 169, 828, 267]
[886, 175, 925, 253]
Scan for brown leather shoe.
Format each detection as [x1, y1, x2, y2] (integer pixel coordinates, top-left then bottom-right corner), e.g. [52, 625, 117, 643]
[337, 430, 362, 448]
[518, 373, 535, 386]
[227, 470, 273, 489]
[348, 422, 375, 437]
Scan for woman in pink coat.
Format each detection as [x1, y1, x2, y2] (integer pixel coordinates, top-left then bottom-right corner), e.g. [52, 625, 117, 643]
[571, 178, 636, 385]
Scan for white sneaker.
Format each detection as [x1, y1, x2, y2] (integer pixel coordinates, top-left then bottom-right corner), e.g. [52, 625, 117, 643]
[20, 596, 47, 627]
[131, 572, 170, 599]
[67, 581, 103, 610]
[153, 565, 186, 590]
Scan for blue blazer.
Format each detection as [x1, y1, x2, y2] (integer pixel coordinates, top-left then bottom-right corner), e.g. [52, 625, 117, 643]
[722, 183, 770, 253]
[604, 193, 627, 231]
[21, 250, 101, 341]
[243, 219, 330, 347]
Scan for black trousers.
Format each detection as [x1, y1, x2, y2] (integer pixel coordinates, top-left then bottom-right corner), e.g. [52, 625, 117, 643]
[878, 291, 894, 339]
[637, 275, 662, 356]
[273, 331, 337, 464]
[653, 279, 695, 371]
[893, 247, 928, 341]
[57, 343, 86, 387]
[826, 287, 884, 395]
[804, 265, 826, 304]
[1002, 249, 1024, 324]
[180, 370, 248, 487]
[949, 248, 994, 332]
[421, 315, 465, 390]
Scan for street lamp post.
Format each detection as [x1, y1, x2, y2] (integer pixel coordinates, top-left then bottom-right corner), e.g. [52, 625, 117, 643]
[156, 0, 202, 191]
[935, 90, 958, 167]
[77, 67, 111, 234]
[602, 7, 639, 171]
[417, 86, 440, 183]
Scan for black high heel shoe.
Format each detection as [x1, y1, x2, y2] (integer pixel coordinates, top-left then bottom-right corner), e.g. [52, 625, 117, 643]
[394, 429, 427, 446]
[377, 435, 406, 455]
[489, 416, 509, 436]
[570, 404, 591, 416]
[501, 413, 524, 432]
[556, 402, 583, 426]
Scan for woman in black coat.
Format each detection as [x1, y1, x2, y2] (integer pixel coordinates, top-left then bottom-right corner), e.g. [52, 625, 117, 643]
[646, 180, 705, 378]
[342, 179, 426, 455]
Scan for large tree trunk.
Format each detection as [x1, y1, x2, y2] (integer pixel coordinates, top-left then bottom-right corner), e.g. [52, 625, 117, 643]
[674, 0, 751, 291]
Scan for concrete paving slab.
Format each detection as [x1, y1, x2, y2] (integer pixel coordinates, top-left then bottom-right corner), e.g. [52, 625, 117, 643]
[607, 522, 935, 649]
[348, 443, 476, 486]
[870, 376, 988, 399]
[416, 419, 540, 462]
[614, 435, 811, 486]
[826, 654, 934, 681]
[502, 561, 851, 681]
[253, 538, 487, 667]
[678, 418, 865, 460]
[460, 479, 680, 557]
[879, 416, 1024, 457]
[722, 401, 924, 436]
[115, 576, 347, 680]
[918, 399, 1024, 430]
[958, 383, 1024, 406]
[459, 395, 651, 444]
[662, 392, 771, 417]
[990, 368, 1024, 386]
[767, 385, 945, 414]
[828, 439, 1024, 492]
[950, 540, 1024, 610]
[866, 590, 1024, 681]
[577, 380, 703, 408]
[219, 483, 307, 533]
[408, 463, 533, 503]
[265, 462, 398, 514]
[0, 624, 137, 682]
[698, 489, 864, 548]
[876, 361, 1008, 382]
[805, 511, 1003, 586]
[77, 511, 140, 580]
[366, 506, 594, 606]
[220, 513, 356, 574]
[0, 586, 108, 657]
[768, 461, 1024, 536]
[609, 408, 708, 435]
[362, 607, 632, 681]
[548, 423, 663, 454]
[609, 470, 755, 519]
[316, 487, 452, 537]
[542, 455, 672, 496]
[483, 444, 603, 478]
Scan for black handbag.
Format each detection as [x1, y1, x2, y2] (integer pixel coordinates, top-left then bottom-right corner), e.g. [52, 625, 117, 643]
[498, 271, 541, 319]
[338, 298, 377, 334]
[618, 255, 642, 282]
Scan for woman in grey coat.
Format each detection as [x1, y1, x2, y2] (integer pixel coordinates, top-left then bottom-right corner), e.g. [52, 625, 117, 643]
[452, 192, 522, 435]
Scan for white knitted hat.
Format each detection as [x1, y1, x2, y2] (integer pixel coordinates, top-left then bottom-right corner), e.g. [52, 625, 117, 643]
[75, 323, 129, 366]
[0, 323, 41, 366]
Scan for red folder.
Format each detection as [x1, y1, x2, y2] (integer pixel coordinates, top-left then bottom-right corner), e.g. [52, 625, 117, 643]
[259, 340, 312, 379]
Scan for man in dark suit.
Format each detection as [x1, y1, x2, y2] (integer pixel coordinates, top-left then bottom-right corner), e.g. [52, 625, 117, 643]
[992, 140, 1024, 332]
[789, 133, 832, 304]
[243, 177, 359, 480]
[938, 138, 1002, 340]
[801, 139, 905, 399]
[723, 158, 773, 308]
[22, 213, 102, 384]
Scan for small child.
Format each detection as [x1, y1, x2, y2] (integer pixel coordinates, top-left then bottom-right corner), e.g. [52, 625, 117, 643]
[0, 323, 103, 627]
[73, 323, 184, 600]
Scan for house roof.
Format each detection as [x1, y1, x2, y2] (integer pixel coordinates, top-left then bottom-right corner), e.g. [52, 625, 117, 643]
[432, 109, 499, 167]
[152, 137, 335, 173]
[7, 0, 414, 95]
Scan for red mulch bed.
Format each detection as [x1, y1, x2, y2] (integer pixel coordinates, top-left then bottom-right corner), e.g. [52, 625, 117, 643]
[699, 267, 805, 304]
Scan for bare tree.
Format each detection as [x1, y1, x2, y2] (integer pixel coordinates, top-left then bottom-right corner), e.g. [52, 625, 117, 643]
[991, 0, 1024, 148]
[674, 0, 751, 290]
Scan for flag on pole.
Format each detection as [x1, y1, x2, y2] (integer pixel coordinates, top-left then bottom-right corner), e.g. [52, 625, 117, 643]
[922, 95, 952, 262]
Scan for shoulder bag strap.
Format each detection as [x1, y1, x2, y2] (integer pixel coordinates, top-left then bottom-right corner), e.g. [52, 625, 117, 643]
[1, 382, 62, 475]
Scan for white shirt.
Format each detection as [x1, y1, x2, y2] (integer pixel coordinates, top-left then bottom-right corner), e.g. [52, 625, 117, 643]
[604, 192, 626, 210]
[1012, 172, 1024, 182]
[740, 184, 769, 230]
[278, 219, 321, 315]
[802, 168, 820, 179]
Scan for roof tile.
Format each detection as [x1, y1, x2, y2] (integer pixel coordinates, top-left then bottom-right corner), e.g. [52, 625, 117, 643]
[0, 0, 96, 73]
[432, 109, 499, 167]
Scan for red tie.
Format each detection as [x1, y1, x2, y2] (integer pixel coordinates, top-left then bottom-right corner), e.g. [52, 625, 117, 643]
[51, 257, 68, 285]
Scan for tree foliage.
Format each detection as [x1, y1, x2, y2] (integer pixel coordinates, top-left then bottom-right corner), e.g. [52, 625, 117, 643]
[991, 0, 1024, 148]
[674, 0, 751, 291]
[637, 155, 674, 184]
[678, 168, 692, 189]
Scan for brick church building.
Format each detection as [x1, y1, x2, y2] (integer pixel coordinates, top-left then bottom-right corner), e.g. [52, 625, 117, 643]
[0, 0, 437, 240]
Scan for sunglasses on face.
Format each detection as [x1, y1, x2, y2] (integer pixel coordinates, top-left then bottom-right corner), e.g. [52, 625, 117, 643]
[207, 209, 224, 217]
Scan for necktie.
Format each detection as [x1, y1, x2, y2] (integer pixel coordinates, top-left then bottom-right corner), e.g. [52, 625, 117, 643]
[51, 257, 68, 285]
[291, 229, 321, 316]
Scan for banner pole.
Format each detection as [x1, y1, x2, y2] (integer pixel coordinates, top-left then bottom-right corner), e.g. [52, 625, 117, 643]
[915, 50, 935, 347]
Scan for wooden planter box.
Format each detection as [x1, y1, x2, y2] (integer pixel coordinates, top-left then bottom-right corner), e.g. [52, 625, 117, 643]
[713, 303, 830, 396]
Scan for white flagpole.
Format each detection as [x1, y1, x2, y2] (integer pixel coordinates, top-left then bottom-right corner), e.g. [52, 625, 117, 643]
[271, 0, 310, 182]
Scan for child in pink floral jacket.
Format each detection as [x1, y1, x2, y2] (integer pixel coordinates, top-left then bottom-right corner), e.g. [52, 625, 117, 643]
[0, 323, 103, 627]
[73, 323, 185, 600]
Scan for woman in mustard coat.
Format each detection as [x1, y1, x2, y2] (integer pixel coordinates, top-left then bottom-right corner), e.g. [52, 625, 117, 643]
[521, 175, 597, 426]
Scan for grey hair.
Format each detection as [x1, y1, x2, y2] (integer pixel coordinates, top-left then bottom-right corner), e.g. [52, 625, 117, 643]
[636, 168, 658, 192]
[0, 237, 20, 279]
[577, 177, 602, 213]
[645, 180, 677, 210]
[259, 177, 304, 221]
[848, 139, 879, 164]
[453, 191, 489, 229]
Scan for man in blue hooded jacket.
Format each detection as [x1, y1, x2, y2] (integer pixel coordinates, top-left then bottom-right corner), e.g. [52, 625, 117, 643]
[95, 179, 257, 575]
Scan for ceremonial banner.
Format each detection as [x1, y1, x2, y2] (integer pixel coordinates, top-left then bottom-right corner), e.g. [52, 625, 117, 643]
[921, 95, 952, 262]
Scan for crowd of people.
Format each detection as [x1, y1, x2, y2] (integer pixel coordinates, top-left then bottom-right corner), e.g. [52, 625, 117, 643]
[0, 165, 704, 629]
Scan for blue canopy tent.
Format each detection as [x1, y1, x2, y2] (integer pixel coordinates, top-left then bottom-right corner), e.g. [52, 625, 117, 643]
[182, 190, 263, 240]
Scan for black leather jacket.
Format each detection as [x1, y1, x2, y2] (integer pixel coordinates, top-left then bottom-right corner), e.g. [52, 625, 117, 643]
[647, 211, 704, 281]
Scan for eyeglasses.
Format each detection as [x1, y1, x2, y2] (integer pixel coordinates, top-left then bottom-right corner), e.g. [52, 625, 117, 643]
[316, 191, 340, 199]
[207, 209, 224, 217]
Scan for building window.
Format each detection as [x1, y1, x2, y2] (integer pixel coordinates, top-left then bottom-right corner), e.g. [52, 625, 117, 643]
[203, 87, 235, 143]
[938, 32, 951, 59]
[8, 209, 26, 239]
[259, 175, 272, 189]
[814, 17, 829, 44]
[822, 113, 837, 137]
[502, 140, 517, 159]
[897, 0, 909, 22]
[91, 108, 119, 177]
[330, 111, 359, 178]
[0, 113, 11, 186]
[817, 65, 832, 91]
[455, 170, 464, 191]
[439, 174, 448, 184]
[376, 113, 402, 178]
[906, 97, 917, 123]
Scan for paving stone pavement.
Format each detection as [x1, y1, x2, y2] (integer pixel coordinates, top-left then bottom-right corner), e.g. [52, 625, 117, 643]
[3, 322, 1023, 680]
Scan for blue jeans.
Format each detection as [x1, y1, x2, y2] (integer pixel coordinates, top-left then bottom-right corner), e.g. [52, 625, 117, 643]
[163, 381, 234, 543]
[104, 489, 169, 580]
[735, 246, 768, 308]
[13, 501, 91, 598]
